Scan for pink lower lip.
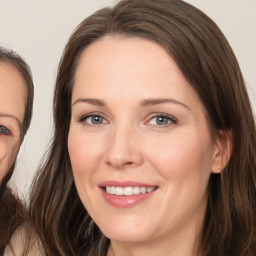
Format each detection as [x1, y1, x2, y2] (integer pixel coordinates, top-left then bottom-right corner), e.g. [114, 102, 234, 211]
[101, 188, 156, 208]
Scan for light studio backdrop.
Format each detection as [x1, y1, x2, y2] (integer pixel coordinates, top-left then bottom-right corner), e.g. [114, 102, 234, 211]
[0, 0, 255, 198]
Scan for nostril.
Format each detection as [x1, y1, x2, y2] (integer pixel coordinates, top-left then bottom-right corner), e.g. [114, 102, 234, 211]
[106, 160, 134, 168]
[124, 161, 133, 166]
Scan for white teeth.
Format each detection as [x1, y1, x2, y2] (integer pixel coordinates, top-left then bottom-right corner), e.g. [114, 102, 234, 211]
[124, 186, 133, 195]
[110, 187, 116, 194]
[115, 187, 123, 195]
[141, 187, 147, 193]
[147, 187, 155, 193]
[134, 187, 140, 195]
[105, 186, 156, 196]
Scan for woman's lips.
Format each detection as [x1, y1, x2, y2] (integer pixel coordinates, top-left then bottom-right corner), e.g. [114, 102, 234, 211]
[99, 181, 158, 208]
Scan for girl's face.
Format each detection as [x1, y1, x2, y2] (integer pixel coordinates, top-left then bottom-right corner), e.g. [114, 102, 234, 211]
[0, 62, 26, 183]
[68, 36, 224, 249]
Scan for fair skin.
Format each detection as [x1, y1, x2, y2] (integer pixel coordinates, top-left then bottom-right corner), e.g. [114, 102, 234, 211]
[68, 36, 230, 256]
[0, 61, 26, 183]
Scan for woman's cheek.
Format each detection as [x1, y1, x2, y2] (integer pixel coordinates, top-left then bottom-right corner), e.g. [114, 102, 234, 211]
[68, 130, 103, 176]
[145, 131, 212, 179]
[68, 131, 105, 208]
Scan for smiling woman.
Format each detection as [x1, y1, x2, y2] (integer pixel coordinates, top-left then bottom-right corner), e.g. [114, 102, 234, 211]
[29, 0, 256, 256]
[0, 47, 34, 255]
[68, 38, 224, 250]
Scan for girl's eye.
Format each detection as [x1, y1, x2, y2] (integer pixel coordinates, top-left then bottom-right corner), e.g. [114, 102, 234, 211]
[79, 114, 108, 125]
[0, 125, 10, 135]
[147, 114, 177, 127]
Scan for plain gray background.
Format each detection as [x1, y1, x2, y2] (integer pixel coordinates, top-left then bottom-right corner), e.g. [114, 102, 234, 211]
[0, 0, 255, 198]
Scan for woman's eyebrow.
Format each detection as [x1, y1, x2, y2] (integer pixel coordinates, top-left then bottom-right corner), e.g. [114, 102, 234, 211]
[0, 113, 22, 127]
[72, 98, 106, 106]
[72, 98, 191, 111]
[140, 98, 191, 110]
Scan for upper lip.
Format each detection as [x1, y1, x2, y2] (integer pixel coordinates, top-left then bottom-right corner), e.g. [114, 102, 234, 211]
[98, 180, 158, 188]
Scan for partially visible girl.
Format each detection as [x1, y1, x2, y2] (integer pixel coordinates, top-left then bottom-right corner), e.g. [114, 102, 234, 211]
[0, 47, 37, 255]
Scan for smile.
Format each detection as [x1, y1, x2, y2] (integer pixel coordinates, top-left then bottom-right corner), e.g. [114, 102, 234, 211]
[105, 186, 156, 196]
[99, 181, 158, 208]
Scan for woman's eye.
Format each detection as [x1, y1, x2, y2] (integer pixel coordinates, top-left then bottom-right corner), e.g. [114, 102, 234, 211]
[147, 114, 177, 126]
[0, 125, 10, 135]
[79, 114, 108, 125]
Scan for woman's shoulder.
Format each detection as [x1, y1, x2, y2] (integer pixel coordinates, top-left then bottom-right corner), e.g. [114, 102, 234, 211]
[3, 224, 45, 256]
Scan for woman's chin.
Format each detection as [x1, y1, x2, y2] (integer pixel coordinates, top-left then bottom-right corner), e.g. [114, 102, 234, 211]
[101, 224, 154, 243]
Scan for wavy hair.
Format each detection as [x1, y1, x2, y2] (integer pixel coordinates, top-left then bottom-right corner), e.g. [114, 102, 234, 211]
[29, 0, 256, 255]
[0, 47, 34, 253]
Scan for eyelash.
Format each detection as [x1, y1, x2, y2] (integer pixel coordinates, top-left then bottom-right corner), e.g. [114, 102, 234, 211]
[146, 113, 177, 127]
[0, 125, 11, 136]
[78, 112, 177, 128]
[78, 112, 108, 126]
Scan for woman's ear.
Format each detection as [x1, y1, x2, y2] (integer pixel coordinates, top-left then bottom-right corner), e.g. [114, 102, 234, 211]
[211, 130, 232, 174]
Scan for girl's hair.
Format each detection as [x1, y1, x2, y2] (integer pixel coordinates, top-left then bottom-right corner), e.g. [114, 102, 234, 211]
[29, 0, 256, 255]
[0, 46, 34, 253]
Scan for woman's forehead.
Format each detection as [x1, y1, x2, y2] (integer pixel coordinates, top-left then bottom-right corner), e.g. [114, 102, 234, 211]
[0, 62, 26, 126]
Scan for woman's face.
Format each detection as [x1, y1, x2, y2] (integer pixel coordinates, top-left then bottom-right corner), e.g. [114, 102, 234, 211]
[68, 37, 222, 246]
[0, 62, 26, 183]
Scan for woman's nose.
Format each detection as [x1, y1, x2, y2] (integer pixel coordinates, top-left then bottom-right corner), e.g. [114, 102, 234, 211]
[104, 126, 143, 170]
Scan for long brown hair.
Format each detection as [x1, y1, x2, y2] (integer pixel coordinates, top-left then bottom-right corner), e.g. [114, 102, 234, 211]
[29, 0, 256, 255]
[0, 47, 34, 253]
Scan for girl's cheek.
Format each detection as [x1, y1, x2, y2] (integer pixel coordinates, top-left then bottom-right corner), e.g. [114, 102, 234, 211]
[0, 140, 9, 162]
[0, 140, 11, 181]
[0, 138, 17, 168]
